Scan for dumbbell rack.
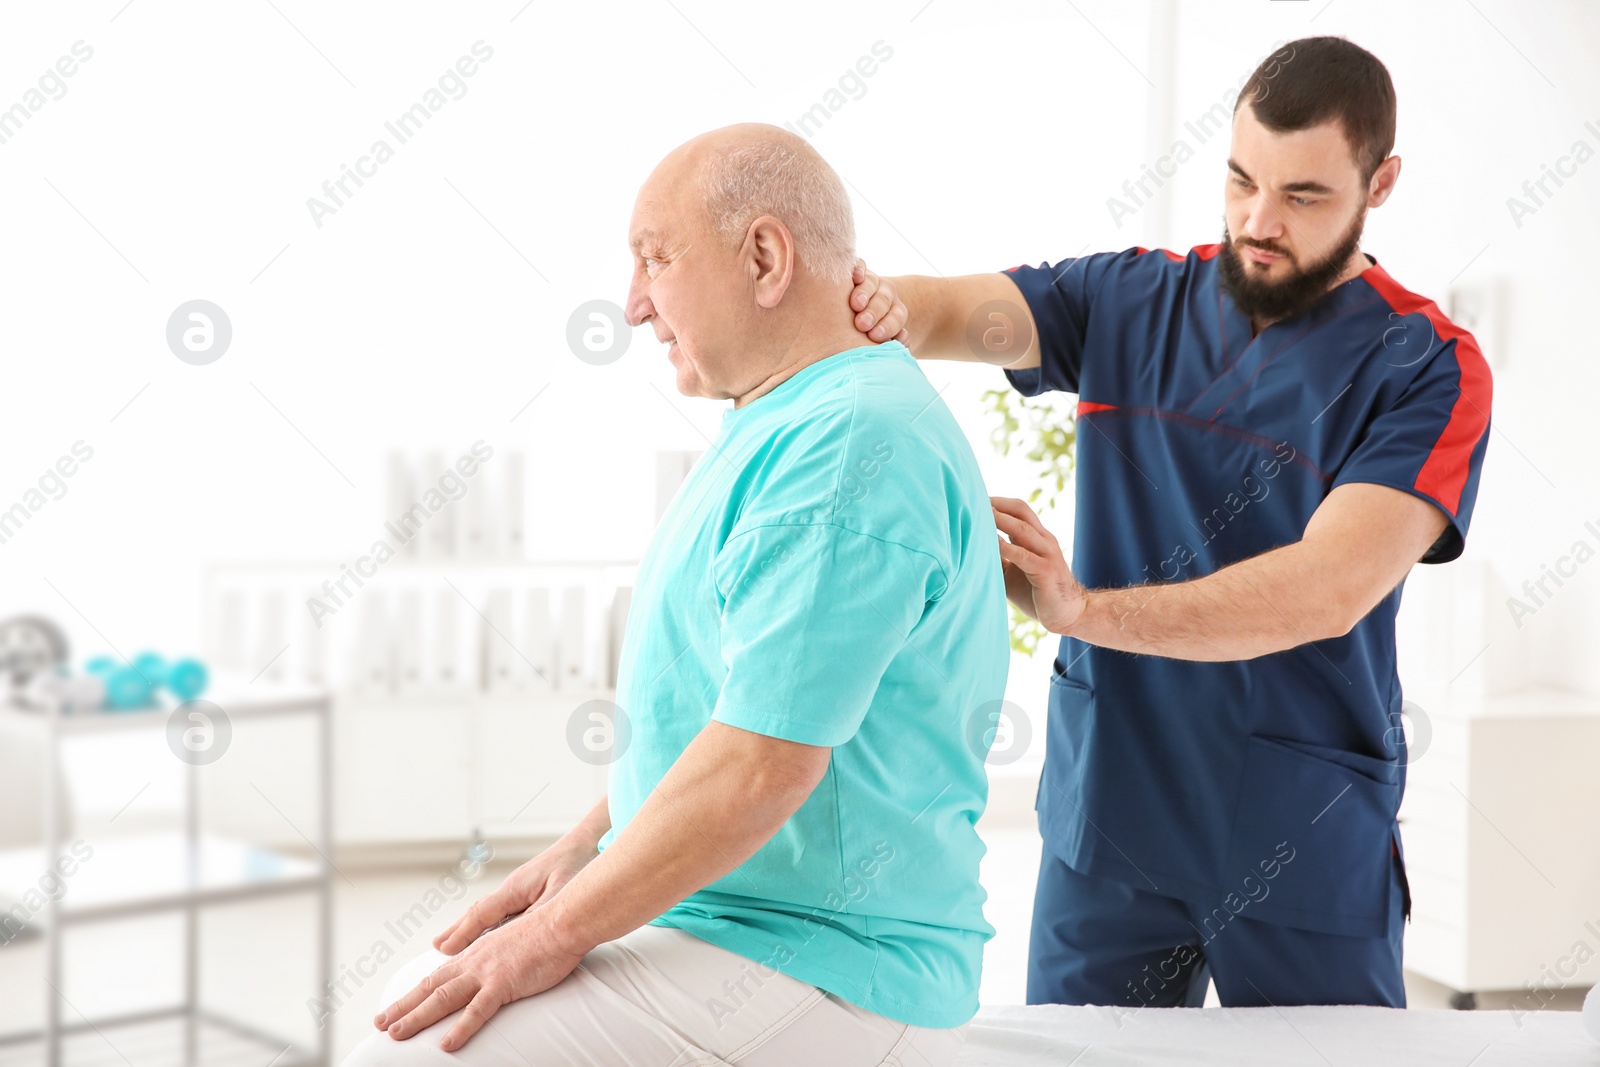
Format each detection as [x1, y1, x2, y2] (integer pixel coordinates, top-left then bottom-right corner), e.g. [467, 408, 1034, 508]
[0, 682, 333, 1067]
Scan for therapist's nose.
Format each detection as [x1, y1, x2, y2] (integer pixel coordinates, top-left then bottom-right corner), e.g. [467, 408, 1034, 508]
[1240, 195, 1287, 246]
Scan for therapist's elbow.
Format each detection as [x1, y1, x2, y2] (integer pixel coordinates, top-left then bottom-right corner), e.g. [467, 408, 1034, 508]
[1247, 592, 1363, 657]
[1306, 587, 1378, 644]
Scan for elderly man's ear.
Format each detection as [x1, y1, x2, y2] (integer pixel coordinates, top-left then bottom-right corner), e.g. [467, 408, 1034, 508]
[745, 215, 796, 310]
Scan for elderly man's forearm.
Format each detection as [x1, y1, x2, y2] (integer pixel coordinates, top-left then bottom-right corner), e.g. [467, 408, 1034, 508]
[559, 795, 611, 852]
[536, 725, 827, 958]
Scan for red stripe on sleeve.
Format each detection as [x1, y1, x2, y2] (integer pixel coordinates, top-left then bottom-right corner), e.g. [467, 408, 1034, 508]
[1364, 264, 1493, 514]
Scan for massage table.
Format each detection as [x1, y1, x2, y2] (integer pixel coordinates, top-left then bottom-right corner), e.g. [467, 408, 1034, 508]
[953, 1004, 1598, 1065]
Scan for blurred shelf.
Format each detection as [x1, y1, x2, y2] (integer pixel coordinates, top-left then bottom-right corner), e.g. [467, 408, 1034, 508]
[0, 1009, 319, 1067]
[5, 679, 334, 1064]
[0, 832, 321, 925]
[0, 683, 329, 737]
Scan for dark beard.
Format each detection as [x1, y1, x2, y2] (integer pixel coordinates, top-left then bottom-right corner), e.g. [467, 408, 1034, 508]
[1217, 210, 1365, 324]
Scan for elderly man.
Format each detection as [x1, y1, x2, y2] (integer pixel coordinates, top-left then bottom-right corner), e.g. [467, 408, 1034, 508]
[340, 123, 1008, 1066]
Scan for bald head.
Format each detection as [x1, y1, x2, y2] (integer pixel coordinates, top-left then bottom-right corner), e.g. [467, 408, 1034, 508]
[674, 123, 856, 284]
[626, 124, 872, 407]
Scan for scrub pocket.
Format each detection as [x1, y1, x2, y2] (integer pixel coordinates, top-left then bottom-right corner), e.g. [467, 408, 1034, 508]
[1223, 734, 1401, 939]
[1035, 672, 1095, 834]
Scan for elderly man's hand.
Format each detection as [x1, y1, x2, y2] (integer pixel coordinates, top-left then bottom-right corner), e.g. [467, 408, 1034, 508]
[374, 911, 587, 1053]
[993, 496, 1088, 635]
[849, 259, 909, 343]
[432, 838, 598, 955]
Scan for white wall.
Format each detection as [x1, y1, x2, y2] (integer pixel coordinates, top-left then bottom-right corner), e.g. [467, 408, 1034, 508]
[2, 0, 1594, 739]
[0, 0, 1166, 770]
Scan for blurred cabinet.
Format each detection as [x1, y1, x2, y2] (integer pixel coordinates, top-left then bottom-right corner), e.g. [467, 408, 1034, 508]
[336, 702, 474, 843]
[199, 690, 610, 850]
[1399, 686, 1600, 998]
[200, 561, 632, 853]
[476, 693, 611, 839]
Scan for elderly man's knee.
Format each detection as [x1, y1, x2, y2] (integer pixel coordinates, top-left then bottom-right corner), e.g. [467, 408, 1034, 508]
[339, 1031, 457, 1067]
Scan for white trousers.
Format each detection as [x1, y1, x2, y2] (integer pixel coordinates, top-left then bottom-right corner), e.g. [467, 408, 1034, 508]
[339, 923, 969, 1067]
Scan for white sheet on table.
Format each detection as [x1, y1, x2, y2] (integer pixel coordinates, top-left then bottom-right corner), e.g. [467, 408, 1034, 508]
[954, 1004, 1597, 1066]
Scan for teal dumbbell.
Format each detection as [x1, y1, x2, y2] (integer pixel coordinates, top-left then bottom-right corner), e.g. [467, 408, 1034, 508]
[85, 658, 155, 710]
[85, 652, 210, 709]
[164, 658, 209, 700]
[136, 651, 210, 700]
[132, 651, 166, 681]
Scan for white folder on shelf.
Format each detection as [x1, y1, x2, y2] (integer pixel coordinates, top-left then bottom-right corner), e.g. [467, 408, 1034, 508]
[556, 586, 589, 691]
[504, 450, 526, 562]
[395, 589, 425, 697]
[355, 591, 393, 698]
[432, 588, 471, 694]
[300, 586, 329, 687]
[483, 587, 517, 694]
[523, 587, 555, 692]
[388, 450, 420, 558]
[424, 450, 453, 559]
[462, 461, 492, 560]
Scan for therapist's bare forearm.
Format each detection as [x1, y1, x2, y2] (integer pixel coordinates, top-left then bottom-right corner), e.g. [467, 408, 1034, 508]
[1066, 541, 1347, 661]
[891, 273, 1041, 368]
[891, 275, 962, 357]
[536, 726, 823, 957]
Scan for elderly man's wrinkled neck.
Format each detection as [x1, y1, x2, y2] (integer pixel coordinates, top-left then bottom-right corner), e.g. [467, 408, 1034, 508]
[729, 301, 877, 409]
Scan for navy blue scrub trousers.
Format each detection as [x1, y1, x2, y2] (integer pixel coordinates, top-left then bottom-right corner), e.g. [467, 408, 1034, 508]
[1026, 843, 1410, 1009]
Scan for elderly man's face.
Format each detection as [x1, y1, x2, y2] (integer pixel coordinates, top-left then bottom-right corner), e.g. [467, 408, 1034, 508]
[624, 159, 750, 400]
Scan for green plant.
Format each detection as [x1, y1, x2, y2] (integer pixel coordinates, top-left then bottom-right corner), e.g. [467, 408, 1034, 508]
[981, 388, 1078, 656]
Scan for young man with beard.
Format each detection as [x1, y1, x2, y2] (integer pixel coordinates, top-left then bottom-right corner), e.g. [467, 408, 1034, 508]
[848, 36, 1492, 1008]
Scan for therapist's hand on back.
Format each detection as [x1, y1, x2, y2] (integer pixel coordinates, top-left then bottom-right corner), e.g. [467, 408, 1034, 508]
[849, 259, 909, 343]
[993, 496, 1089, 635]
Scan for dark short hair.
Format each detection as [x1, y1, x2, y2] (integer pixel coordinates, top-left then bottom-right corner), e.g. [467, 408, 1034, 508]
[1234, 36, 1396, 183]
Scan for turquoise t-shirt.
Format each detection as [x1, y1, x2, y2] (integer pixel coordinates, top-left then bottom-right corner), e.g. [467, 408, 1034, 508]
[596, 339, 1010, 1029]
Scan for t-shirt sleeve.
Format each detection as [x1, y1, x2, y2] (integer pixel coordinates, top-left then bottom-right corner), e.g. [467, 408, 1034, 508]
[1331, 335, 1493, 563]
[999, 252, 1118, 397]
[710, 521, 947, 747]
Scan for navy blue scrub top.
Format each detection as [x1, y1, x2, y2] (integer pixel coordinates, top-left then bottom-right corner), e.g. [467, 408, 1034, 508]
[1002, 244, 1492, 940]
